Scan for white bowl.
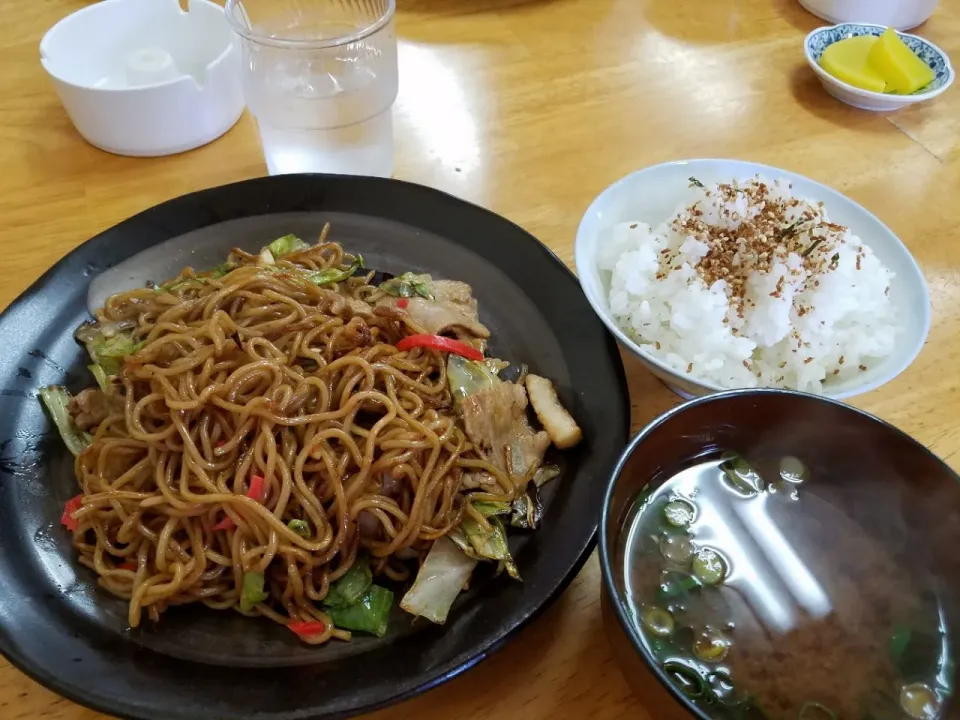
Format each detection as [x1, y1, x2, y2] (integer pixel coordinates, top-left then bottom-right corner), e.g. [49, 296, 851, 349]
[574, 159, 931, 400]
[798, 0, 939, 32]
[40, 0, 245, 157]
[804, 23, 954, 112]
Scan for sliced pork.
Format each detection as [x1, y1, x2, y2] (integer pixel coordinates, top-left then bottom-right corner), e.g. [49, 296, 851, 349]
[376, 277, 490, 340]
[460, 382, 549, 481]
[68, 388, 109, 431]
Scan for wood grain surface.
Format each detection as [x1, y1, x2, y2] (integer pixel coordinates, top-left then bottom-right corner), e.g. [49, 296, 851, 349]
[1, 0, 958, 718]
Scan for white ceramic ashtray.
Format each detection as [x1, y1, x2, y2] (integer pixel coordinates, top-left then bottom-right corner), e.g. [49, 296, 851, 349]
[40, 0, 245, 157]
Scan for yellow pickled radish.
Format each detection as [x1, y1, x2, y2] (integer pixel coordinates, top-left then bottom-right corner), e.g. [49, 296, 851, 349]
[819, 36, 887, 93]
[867, 28, 936, 94]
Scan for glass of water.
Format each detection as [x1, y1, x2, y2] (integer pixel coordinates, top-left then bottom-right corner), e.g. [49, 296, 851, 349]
[225, 0, 398, 177]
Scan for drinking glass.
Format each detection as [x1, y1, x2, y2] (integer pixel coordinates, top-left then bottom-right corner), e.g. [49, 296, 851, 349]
[224, 0, 398, 177]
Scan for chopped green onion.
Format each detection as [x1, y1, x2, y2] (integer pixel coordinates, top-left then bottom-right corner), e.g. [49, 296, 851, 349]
[664, 499, 697, 527]
[899, 683, 940, 720]
[642, 607, 675, 638]
[663, 660, 706, 698]
[779, 456, 807, 483]
[692, 548, 728, 586]
[240, 571, 269, 612]
[693, 628, 731, 663]
[720, 454, 764, 496]
[287, 519, 310, 537]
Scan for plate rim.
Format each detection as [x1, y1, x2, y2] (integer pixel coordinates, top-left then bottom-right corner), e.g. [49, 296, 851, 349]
[0, 173, 630, 720]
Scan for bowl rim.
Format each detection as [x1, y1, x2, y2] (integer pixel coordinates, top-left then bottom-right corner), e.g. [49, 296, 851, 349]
[598, 387, 960, 720]
[803, 23, 956, 103]
[573, 157, 932, 400]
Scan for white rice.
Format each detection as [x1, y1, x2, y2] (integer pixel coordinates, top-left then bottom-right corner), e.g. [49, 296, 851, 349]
[598, 177, 899, 393]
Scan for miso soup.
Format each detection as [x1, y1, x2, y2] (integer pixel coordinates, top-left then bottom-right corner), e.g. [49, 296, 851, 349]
[617, 451, 954, 719]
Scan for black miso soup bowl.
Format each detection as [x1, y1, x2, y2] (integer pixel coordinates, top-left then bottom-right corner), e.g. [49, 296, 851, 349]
[599, 388, 960, 720]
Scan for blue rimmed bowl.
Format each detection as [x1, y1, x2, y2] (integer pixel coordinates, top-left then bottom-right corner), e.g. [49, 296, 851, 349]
[804, 23, 954, 111]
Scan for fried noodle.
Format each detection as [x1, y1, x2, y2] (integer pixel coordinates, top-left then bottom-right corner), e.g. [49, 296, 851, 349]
[69, 232, 517, 644]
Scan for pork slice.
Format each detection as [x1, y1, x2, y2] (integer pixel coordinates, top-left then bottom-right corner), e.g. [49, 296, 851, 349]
[461, 472, 498, 490]
[325, 291, 375, 320]
[376, 279, 490, 339]
[461, 382, 549, 481]
[68, 388, 109, 431]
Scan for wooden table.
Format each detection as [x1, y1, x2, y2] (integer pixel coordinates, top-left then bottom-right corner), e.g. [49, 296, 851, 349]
[2, 0, 959, 718]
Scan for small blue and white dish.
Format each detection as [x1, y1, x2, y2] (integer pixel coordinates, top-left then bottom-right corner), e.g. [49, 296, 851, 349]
[804, 23, 954, 111]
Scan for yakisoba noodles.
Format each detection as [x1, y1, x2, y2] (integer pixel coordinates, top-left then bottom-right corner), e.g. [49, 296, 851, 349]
[40, 227, 581, 644]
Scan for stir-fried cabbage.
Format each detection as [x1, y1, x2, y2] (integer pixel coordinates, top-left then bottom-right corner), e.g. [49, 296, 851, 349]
[240, 572, 269, 612]
[379, 272, 435, 300]
[38, 386, 92, 456]
[266, 234, 310, 258]
[326, 585, 393, 638]
[324, 558, 373, 609]
[75, 319, 142, 376]
[300, 255, 364, 286]
[452, 514, 520, 580]
[446, 355, 509, 403]
[400, 537, 477, 624]
[319, 556, 393, 636]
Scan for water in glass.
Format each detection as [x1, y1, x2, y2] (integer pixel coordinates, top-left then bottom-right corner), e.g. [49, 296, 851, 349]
[226, 0, 398, 177]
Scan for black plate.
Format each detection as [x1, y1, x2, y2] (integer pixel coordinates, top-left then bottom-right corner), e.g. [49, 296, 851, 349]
[0, 175, 629, 720]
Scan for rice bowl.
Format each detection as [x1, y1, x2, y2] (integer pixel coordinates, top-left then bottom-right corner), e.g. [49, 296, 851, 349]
[599, 177, 897, 393]
[575, 159, 931, 399]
